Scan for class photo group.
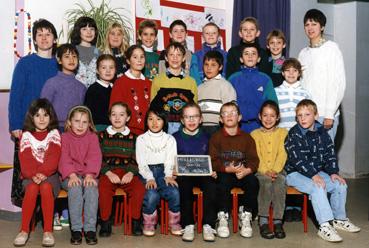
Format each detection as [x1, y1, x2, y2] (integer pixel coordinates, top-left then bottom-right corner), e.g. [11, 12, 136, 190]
[7, 6, 361, 247]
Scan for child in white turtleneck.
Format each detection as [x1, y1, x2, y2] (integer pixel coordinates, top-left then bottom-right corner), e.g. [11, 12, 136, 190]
[137, 20, 159, 81]
[135, 108, 181, 237]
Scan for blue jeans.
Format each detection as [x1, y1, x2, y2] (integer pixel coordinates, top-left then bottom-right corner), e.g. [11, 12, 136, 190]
[318, 115, 339, 143]
[142, 165, 180, 214]
[61, 176, 99, 232]
[168, 122, 181, 135]
[286, 171, 347, 225]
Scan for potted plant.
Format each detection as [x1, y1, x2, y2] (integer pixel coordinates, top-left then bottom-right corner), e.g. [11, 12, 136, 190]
[60, 0, 132, 49]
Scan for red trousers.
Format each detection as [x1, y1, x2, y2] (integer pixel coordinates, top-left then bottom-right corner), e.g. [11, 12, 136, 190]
[21, 182, 54, 232]
[99, 169, 145, 221]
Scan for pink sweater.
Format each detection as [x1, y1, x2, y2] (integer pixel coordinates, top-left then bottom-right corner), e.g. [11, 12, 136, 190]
[58, 130, 102, 180]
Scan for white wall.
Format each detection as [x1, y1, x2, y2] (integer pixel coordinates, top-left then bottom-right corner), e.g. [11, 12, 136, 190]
[355, 1, 369, 177]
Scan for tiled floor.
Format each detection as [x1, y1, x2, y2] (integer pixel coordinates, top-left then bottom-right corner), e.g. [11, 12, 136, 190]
[1, 179, 368, 248]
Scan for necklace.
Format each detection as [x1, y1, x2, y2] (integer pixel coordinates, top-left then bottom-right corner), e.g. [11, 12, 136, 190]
[310, 37, 326, 48]
[146, 132, 168, 153]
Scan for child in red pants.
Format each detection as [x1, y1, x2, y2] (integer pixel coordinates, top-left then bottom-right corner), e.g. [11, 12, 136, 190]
[13, 99, 61, 247]
[98, 102, 145, 236]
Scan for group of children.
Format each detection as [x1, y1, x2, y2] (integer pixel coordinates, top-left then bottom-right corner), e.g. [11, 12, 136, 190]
[8, 7, 360, 248]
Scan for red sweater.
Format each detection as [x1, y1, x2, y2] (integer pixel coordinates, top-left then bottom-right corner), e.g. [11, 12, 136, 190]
[110, 74, 151, 135]
[58, 130, 102, 180]
[19, 129, 61, 179]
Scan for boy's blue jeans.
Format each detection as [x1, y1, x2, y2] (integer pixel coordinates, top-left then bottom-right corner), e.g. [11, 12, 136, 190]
[62, 176, 99, 232]
[142, 164, 180, 214]
[286, 171, 347, 225]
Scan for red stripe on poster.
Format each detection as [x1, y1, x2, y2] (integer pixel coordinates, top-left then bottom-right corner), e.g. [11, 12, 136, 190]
[160, 0, 204, 12]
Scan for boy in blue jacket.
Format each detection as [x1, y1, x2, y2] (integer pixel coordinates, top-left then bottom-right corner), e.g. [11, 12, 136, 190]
[229, 43, 277, 133]
[285, 99, 360, 243]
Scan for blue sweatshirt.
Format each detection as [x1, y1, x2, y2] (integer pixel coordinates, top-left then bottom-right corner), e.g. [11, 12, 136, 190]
[173, 128, 209, 155]
[284, 122, 339, 178]
[8, 54, 58, 131]
[229, 67, 277, 133]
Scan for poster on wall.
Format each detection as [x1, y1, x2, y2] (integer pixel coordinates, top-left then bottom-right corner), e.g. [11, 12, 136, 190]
[135, 0, 226, 52]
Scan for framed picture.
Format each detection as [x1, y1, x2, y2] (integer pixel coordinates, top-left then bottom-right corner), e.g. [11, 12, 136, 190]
[175, 155, 212, 176]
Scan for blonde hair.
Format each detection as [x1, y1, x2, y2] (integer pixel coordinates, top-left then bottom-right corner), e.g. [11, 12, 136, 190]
[102, 22, 130, 55]
[64, 105, 97, 133]
[296, 99, 318, 115]
[239, 17, 259, 31]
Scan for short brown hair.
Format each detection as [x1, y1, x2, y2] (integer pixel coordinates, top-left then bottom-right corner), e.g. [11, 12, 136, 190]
[202, 22, 220, 33]
[281, 58, 302, 76]
[220, 102, 240, 115]
[180, 102, 202, 118]
[266, 29, 286, 44]
[138, 19, 158, 36]
[239, 17, 259, 31]
[109, 101, 132, 117]
[296, 99, 318, 115]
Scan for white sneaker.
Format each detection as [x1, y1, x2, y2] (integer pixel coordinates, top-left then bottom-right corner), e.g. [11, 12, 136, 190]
[203, 224, 216, 242]
[13, 231, 29, 247]
[42, 232, 55, 247]
[216, 211, 230, 238]
[333, 219, 361, 233]
[60, 215, 69, 227]
[53, 214, 62, 231]
[238, 207, 252, 238]
[182, 225, 195, 242]
[317, 223, 343, 242]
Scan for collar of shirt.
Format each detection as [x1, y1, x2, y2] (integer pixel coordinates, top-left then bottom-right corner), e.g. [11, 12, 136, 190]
[106, 125, 130, 136]
[166, 68, 185, 79]
[125, 70, 145, 80]
[142, 44, 154, 52]
[204, 74, 222, 82]
[221, 127, 242, 137]
[96, 79, 113, 88]
[282, 80, 301, 89]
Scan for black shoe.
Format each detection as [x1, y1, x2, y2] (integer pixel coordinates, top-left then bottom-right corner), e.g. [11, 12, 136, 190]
[274, 223, 286, 239]
[84, 231, 97, 245]
[132, 219, 143, 236]
[99, 220, 112, 237]
[70, 231, 82, 245]
[292, 209, 302, 222]
[259, 224, 274, 239]
[284, 209, 294, 222]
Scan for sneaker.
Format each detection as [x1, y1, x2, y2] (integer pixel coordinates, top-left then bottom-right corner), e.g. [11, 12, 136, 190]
[317, 223, 343, 242]
[53, 214, 62, 231]
[202, 224, 216, 242]
[13, 231, 29, 247]
[42, 232, 55, 247]
[182, 225, 195, 242]
[333, 219, 361, 233]
[238, 207, 252, 238]
[60, 216, 70, 227]
[216, 211, 230, 238]
[70, 231, 82, 245]
[85, 231, 98, 245]
[132, 219, 143, 236]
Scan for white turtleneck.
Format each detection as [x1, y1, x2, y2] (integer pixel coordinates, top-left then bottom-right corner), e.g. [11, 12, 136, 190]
[135, 130, 177, 180]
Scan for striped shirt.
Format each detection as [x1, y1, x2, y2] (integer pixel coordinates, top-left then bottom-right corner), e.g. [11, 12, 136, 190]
[275, 81, 311, 130]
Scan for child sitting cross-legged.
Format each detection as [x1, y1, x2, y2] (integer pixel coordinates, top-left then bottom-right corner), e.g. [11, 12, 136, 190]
[209, 102, 259, 239]
[98, 102, 145, 237]
[285, 99, 360, 242]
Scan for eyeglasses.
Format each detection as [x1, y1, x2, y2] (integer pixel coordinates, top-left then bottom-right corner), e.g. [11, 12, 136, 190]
[183, 115, 201, 121]
[220, 111, 238, 117]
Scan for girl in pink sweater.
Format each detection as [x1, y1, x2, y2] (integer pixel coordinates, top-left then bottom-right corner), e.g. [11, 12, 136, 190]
[58, 105, 102, 245]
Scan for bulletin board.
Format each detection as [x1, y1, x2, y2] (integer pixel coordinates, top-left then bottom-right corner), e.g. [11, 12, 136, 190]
[135, 0, 227, 52]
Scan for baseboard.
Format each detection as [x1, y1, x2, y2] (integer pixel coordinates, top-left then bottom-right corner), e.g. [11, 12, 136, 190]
[0, 209, 21, 221]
